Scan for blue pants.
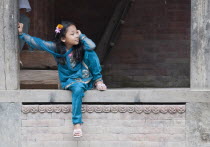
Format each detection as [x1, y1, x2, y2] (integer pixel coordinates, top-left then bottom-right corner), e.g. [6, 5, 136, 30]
[68, 50, 102, 124]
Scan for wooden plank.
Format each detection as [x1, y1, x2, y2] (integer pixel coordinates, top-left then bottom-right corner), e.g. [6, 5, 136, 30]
[20, 70, 59, 89]
[20, 50, 57, 69]
[0, 0, 19, 90]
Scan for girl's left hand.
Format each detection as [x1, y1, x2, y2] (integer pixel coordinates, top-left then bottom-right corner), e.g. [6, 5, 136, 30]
[18, 22, 24, 35]
[77, 30, 81, 36]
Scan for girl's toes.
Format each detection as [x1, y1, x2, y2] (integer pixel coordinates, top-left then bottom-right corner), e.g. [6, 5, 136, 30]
[103, 85, 107, 90]
[95, 81, 107, 91]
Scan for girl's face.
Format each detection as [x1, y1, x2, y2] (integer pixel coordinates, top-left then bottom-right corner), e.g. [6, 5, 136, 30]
[61, 25, 79, 47]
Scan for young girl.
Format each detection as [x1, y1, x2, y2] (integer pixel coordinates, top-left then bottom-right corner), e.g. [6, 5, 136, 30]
[18, 21, 107, 137]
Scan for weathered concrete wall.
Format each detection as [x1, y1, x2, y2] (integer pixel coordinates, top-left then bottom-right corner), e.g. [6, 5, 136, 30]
[21, 104, 185, 147]
[0, 0, 19, 90]
[0, 103, 21, 147]
[186, 103, 210, 147]
[191, 0, 210, 90]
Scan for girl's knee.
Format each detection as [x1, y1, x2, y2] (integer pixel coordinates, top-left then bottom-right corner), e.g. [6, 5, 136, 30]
[84, 51, 100, 67]
[73, 87, 84, 94]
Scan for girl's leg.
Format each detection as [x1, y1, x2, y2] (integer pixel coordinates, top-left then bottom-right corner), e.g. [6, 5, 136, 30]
[83, 51, 107, 90]
[83, 50, 102, 82]
[69, 82, 87, 137]
[69, 82, 86, 125]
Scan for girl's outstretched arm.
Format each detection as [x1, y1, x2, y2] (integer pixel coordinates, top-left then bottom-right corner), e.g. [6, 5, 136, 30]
[19, 33, 56, 54]
[18, 23, 56, 54]
[79, 33, 96, 50]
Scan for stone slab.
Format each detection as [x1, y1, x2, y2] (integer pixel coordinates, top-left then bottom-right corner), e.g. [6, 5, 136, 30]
[0, 103, 21, 147]
[0, 88, 210, 103]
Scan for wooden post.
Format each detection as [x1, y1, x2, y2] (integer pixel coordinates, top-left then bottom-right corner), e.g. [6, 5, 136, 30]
[0, 0, 20, 90]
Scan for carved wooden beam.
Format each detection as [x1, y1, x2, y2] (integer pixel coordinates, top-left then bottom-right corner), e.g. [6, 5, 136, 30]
[96, 0, 134, 63]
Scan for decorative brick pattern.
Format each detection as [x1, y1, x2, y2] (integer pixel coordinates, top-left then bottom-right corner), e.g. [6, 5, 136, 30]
[22, 105, 185, 114]
[21, 104, 186, 147]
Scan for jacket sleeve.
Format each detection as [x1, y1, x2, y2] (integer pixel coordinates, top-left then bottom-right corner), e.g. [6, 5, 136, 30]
[79, 34, 96, 50]
[19, 33, 56, 55]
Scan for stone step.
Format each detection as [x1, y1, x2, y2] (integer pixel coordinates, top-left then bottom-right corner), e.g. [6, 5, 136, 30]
[20, 50, 57, 69]
[20, 70, 59, 89]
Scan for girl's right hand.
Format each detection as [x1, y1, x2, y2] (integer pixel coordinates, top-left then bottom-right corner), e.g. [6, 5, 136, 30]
[18, 22, 24, 35]
[77, 30, 81, 36]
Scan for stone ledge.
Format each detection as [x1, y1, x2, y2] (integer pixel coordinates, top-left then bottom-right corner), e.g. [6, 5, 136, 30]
[0, 88, 210, 103]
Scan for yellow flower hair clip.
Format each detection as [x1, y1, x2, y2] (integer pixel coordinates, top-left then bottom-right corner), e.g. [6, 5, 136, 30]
[55, 24, 64, 33]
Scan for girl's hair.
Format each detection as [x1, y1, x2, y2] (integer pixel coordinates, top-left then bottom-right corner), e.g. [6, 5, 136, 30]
[54, 21, 84, 65]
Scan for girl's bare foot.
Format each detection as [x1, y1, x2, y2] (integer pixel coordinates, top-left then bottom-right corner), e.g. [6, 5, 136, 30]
[95, 81, 107, 91]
